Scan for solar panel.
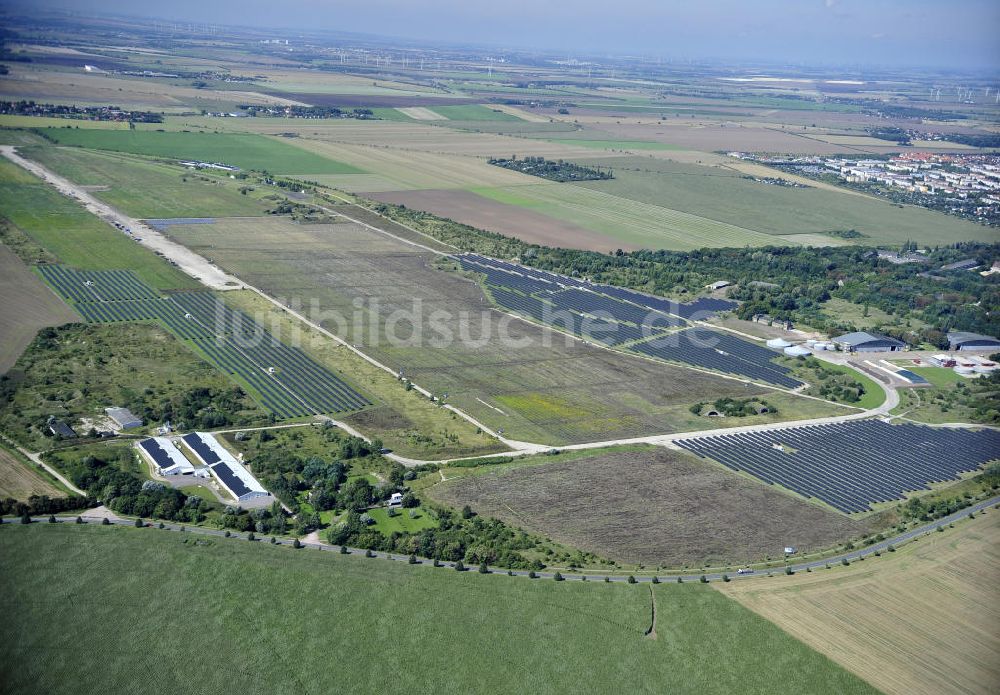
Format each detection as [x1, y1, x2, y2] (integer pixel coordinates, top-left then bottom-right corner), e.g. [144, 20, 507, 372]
[138, 439, 171, 468]
[211, 462, 252, 498]
[182, 433, 220, 465]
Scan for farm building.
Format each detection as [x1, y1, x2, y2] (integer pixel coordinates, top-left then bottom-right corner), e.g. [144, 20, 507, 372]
[940, 258, 979, 272]
[388, 492, 403, 507]
[180, 432, 270, 503]
[105, 407, 143, 430]
[705, 280, 731, 291]
[137, 437, 194, 476]
[47, 418, 77, 439]
[831, 331, 906, 353]
[947, 331, 1000, 351]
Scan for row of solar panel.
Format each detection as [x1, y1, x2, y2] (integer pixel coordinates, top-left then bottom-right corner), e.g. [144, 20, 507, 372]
[459, 253, 737, 319]
[676, 420, 1000, 513]
[40, 268, 370, 419]
[628, 329, 802, 389]
[38, 265, 160, 303]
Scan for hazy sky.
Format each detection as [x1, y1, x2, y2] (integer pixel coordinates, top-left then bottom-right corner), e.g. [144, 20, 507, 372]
[26, 0, 1000, 70]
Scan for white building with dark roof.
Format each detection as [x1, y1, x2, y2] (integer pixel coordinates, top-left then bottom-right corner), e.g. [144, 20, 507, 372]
[137, 437, 194, 476]
[180, 432, 270, 503]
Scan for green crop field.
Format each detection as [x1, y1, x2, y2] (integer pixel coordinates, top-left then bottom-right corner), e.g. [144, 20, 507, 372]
[470, 183, 785, 250]
[427, 104, 524, 121]
[0, 158, 196, 289]
[20, 146, 271, 220]
[34, 128, 362, 175]
[0, 524, 878, 694]
[574, 157, 997, 247]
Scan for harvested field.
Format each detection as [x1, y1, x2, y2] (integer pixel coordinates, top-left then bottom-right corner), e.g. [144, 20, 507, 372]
[0, 443, 66, 500]
[269, 91, 475, 107]
[159, 216, 834, 444]
[0, 244, 79, 373]
[720, 512, 1000, 695]
[366, 188, 624, 252]
[396, 107, 446, 120]
[430, 447, 873, 567]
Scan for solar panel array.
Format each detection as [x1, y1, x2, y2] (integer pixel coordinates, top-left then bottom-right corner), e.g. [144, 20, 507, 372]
[628, 329, 802, 388]
[676, 420, 1000, 513]
[39, 265, 369, 419]
[459, 253, 737, 318]
[212, 462, 251, 498]
[181, 433, 220, 464]
[138, 438, 174, 468]
[38, 265, 159, 302]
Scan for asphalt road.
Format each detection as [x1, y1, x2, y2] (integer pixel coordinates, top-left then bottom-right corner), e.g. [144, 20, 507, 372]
[18, 493, 997, 584]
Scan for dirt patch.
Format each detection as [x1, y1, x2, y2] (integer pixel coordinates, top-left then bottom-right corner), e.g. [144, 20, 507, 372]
[430, 448, 875, 567]
[366, 188, 634, 253]
[0, 245, 80, 373]
[0, 444, 65, 500]
[342, 405, 415, 432]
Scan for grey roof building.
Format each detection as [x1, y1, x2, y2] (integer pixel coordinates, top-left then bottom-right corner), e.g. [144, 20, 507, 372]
[832, 331, 907, 353]
[105, 407, 143, 430]
[947, 331, 1000, 351]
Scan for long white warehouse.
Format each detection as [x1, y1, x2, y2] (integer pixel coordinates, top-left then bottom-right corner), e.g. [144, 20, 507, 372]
[180, 431, 271, 503]
[137, 437, 195, 476]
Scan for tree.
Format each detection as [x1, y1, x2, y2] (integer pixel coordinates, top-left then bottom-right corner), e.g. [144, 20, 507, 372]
[247, 532, 255, 541]
[454, 560, 465, 572]
[461, 505, 474, 519]
[48, 515, 57, 523]
[651, 576, 660, 584]
[409, 554, 418, 564]
[479, 561, 489, 574]
[292, 538, 301, 549]
[627, 575, 637, 584]
[75, 516, 83, 524]
[553, 571, 564, 581]
[20, 513, 31, 524]
[528, 570, 537, 579]
[699, 575, 708, 583]
[101, 517, 110, 526]
[135, 518, 144, 528]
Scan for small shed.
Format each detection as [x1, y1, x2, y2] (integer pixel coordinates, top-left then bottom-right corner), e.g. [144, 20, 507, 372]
[388, 492, 403, 507]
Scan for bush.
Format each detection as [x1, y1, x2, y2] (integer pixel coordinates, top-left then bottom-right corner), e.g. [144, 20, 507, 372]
[433, 558, 441, 567]
[785, 566, 794, 576]
[271, 536, 277, 544]
[454, 560, 465, 571]
[224, 530, 231, 537]
[626, 575, 637, 584]
[676, 577, 683, 584]
[48, 515, 57, 524]
[340, 545, 348, 554]
[247, 532, 255, 541]
[699, 575, 708, 583]
[887, 544, 896, 552]
[722, 574, 730, 582]
[841, 558, 850, 566]
[20, 513, 30, 524]
[528, 570, 536, 579]
[101, 517, 110, 526]
[365, 548, 375, 558]
[135, 518, 144, 528]
[158, 522, 165, 529]
[479, 561, 489, 574]
[553, 571, 564, 581]
[75, 516, 83, 524]
[292, 538, 301, 548]
[651, 576, 660, 584]
[409, 554, 418, 565]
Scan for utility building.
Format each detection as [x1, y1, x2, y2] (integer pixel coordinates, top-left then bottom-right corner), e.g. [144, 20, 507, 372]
[832, 331, 907, 353]
[181, 432, 271, 503]
[947, 331, 1000, 351]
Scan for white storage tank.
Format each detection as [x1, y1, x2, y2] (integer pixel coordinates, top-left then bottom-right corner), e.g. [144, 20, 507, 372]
[784, 345, 811, 357]
[767, 338, 792, 349]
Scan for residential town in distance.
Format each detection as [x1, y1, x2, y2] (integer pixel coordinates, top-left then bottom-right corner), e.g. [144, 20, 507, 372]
[730, 151, 1000, 225]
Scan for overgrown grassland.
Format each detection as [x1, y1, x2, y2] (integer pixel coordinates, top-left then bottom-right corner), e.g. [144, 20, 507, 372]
[0, 524, 877, 694]
[20, 146, 271, 219]
[719, 511, 1000, 695]
[0, 158, 196, 289]
[0, 323, 268, 450]
[35, 128, 361, 175]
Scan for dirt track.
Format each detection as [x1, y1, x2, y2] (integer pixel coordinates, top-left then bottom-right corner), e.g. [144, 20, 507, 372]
[0, 146, 241, 290]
